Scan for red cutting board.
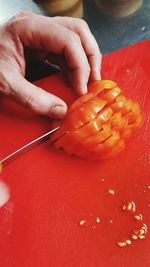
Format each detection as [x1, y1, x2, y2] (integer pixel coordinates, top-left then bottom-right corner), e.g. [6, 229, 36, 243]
[0, 40, 150, 267]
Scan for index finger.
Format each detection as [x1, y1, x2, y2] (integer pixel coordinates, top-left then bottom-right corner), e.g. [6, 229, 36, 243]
[9, 12, 90, 94]
[52, 17, 102, 81]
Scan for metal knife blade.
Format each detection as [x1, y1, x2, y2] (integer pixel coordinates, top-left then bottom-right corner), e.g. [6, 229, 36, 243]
[0, 126, 60, 167]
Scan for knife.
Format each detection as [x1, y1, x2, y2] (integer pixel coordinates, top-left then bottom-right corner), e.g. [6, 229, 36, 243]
[0, 126, 60, 167]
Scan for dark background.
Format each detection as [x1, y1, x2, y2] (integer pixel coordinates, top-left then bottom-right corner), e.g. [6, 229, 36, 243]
[0, 0, 149, 80]
[0, 0, 149, 54]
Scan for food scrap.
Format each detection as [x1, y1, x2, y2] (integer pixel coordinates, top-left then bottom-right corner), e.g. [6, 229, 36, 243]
[51, 80, 144, 160]
[118, 239, 132, 248]
[96, 217, 101, 223]
[118, 201, 148, 248]
[131, 223, 148, 241]
[122, 201, 136, 212]
[107, 189, 115, 195]
[125, 240, 132, 245]
[131, 234, 138, 240]
[117, 241, 127, 248]
[118, 223, 148, 248]
[79, 220, 86, 226]
[134, 213, 143, 221]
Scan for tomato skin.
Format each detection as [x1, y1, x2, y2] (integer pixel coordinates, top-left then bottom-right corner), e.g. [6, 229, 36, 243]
[51, 80, 144, 160]
[88, 80, 117, 92]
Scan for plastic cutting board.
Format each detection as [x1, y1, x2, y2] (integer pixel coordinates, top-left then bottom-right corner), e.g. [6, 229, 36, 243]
[0, 40, 150, 267]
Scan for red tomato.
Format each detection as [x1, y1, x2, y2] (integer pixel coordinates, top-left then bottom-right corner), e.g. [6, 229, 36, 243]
[51, 80, 144, 160]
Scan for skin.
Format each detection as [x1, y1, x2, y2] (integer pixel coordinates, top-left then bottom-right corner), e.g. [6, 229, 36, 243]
[0, 11, 101, 119]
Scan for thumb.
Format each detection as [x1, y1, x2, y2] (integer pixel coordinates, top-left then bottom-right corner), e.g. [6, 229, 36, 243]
[11, 76, 67, 119]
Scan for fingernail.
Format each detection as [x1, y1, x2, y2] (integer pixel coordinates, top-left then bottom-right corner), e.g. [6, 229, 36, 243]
[80, 84, 87, 95]
[50, 105, 67, 119]
[93, 68, 101, 81]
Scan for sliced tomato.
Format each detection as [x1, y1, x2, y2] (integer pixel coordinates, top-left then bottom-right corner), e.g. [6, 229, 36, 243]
[97, 107, 113, 122]
[54, 133, 69, 148]
[80, 118, 102, 136]
[69, 80, 116, 113]
[83, 98, 107, 114]
[129, 114, 144, 129]
[90, 130, 120, 154]
[64, 110, 85, 130]
[88, 80, 117, 92]
[99, 87, 121, 102]
[63, 144, 76, 155]
[121, 99, 133, 115]
[50, 125, 66, 143]
[110, 95, 126, 112]
[81, 124, 111, 148]
[69, 92, 95, 113]
[109, 112, 122, 128]
[121, 128, 132, 140]
[117, 116, 129, 131]
[52, 80, 144, 160]
[101, 139, 125, 159]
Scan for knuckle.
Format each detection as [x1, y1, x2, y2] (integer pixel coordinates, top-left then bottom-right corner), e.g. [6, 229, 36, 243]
[13, 10, 32, 20]
[68, 32, 80, 44]
[76, 18, 89, 31]
[6, 11, 32, 32]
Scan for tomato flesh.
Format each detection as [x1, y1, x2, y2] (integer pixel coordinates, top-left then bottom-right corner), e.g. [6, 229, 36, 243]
[51, 80, 144, 160]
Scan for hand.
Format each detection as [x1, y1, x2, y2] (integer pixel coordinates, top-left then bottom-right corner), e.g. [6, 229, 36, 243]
[0, 11, 101, 119]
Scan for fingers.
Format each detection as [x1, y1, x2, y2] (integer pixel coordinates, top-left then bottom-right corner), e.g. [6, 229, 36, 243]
[63, 34, 90, 94]
[10, 12, 90, 95]
[7, 73, 67, 119]
[52, 17, 102, 81]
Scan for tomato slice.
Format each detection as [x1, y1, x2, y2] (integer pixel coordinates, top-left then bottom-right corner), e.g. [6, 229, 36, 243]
[69, 92, 95, 113]
[54, 117, 102, 149]
[101, 139, 125, 159]
[69, 80, 117, 113]
[110, 95, 127, 112]
[109, 112, 122, 128]
[121, 128, 132, 140]
[83, 98, 107, 114]
[64, 110, 85, 130]
[90, 130, 120, 154]
[88, 80, 117, 92]
[63, 144, 76, 155]
[129, 114, 144, 129]
[81, 118, 102, 135]
[121, 99, 133, 115]
[50, 125, 66, 143]
[97, 107, 113, 122]
[81, 124, 111, 148]
[99, 87, 121, 102]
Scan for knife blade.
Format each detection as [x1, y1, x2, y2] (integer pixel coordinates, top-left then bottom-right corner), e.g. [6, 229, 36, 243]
[0, 126, 60, 167]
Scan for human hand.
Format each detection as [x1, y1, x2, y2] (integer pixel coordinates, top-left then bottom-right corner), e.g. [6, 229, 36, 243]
[0, 11, 101, 119]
